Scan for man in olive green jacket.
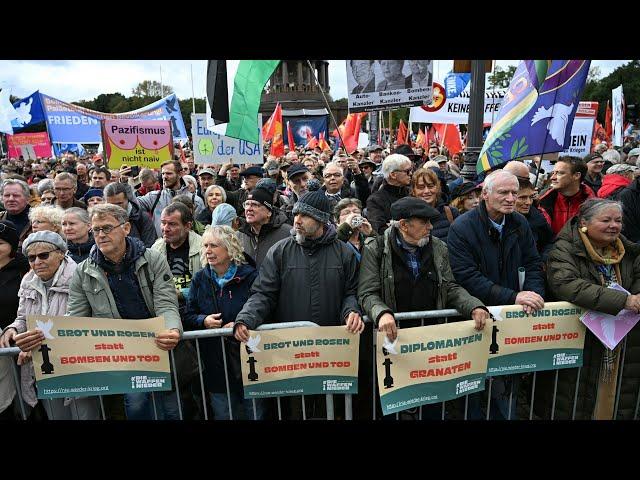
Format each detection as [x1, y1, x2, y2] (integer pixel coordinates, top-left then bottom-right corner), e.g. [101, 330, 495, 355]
[358, 197, 489, 341]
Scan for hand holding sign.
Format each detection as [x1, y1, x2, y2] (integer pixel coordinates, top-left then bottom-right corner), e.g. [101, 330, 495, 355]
[378, 313, 397, 341]
[14, 329, 45, 352]
[155, 329, 180, 351]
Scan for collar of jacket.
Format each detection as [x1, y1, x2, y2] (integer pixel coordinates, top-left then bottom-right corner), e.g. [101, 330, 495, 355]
[381, 181, 408, 197]
[477, 201, 518, 236]
[29, 256, 75, 298]
[154, 230, 202, 258]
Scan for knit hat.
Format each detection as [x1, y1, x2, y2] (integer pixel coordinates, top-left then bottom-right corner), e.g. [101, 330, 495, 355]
[292, 179, 331, 224]
[210, 203, 238, 227]
[246, 181, 274, 211]
[0, 220, 19, 256]
[22, 230, 67, 255]
[83, 188, 103, 203]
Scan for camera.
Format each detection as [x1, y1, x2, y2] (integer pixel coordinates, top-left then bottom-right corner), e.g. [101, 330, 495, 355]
[350, 215, 364, 228]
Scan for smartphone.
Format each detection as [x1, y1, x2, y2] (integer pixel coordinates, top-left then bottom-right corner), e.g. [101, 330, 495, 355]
[130, 166, 140, 176]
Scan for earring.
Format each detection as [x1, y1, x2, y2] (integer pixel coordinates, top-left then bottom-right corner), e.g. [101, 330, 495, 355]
[580, 226, 587, 233]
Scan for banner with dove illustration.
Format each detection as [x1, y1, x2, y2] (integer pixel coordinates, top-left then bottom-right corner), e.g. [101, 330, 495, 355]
[477, 60, 591, 174]
[28, 315, 171, 399]
[239, 326, 359, 398]
[485, 302, 586, 376]
[580, 284, 640, 351]
[376, 321, 490, 416]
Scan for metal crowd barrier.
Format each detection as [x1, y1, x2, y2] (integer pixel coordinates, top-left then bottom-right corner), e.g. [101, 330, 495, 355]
[0, 321, 353, 421]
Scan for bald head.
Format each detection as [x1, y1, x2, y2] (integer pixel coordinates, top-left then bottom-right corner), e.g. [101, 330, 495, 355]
[503, 161, 530, 180]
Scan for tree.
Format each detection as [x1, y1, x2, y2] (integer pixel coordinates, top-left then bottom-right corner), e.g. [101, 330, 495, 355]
[581, 60, 640, 123]
[488, 65, 517, 89]
[132, 80, 173, 98]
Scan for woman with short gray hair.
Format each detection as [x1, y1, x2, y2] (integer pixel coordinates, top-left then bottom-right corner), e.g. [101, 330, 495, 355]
[197, 184, 227, 226]
[29, 204, 65, 237]
[62, 207, 94, 263]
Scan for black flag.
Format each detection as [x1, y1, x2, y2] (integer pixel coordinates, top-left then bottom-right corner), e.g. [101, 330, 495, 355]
[207, 60, 229, 126]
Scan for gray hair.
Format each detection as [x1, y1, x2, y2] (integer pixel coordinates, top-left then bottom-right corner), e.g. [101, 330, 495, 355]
[37, 178, 55, 195]
[29, 205, 65, 230]
[201, 225, 246, 266]
[89, 203, 129, 224]
[63, 207, 91, 225]
[578, 198, 623, 225]
[482, 170, 519, 194]
[139, 168, 156, 183]
[54, 172, 77, 184]
[1, 178, 30, 198]
[25, 241, 66, 256]
[602, 149, 621, 165]
[182, 174, 197, 188]
[205, 184, 227, 203]
[382, 154, 411, 180]
[104, 182, 136, 203]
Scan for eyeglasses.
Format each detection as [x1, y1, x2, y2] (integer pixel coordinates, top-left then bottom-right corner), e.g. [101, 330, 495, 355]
[54, 187, 73, 192]
[91, 222, 125, 235]
[394, 168, 413, 175]
[243, 201, 264, 209]
[0, 223, 16, 233]
[31, 219, 52, 225]
[27, 250, 55, 263]
[323, 172, 343, 179]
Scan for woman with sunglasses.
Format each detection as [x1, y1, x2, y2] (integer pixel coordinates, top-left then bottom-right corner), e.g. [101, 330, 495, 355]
[0, 231, 100, 420]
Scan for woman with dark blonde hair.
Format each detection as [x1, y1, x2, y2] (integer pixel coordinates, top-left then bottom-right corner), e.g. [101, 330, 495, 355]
[410, 167, 458, 241]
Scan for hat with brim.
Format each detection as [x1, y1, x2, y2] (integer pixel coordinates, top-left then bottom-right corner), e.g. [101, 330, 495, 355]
[22, 230, 67, 255]
[287, 163, 309, 179]
[240, 166, 264, 178]
[359, 159, 377, 168]
[451, 181, 482, 199]
[198, 168, 216, 177]
[390, 197, 439, 221]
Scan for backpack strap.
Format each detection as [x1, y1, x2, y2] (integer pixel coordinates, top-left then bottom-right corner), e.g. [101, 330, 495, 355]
[149, 191, 162, 220]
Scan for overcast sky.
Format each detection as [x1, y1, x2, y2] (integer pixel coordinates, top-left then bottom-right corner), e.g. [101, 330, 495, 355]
[0, 60, 630, 108]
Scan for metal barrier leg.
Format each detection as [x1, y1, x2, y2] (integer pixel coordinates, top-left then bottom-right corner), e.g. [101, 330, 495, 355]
[47, 400, 54, 420]
[195, 339, 208, 421]
[9, 361, 27, 420]
[372, 330, 377, 421]
[170, 349, 184, 420]
[345, 394, 352, 420]
[614, 337, 627, 419]
[277, 397, 282, 420]
[220, 338, 233, 420]
[572, 367, 582, 420]
[99, 396, 106, 421]
[529, 372, 537, 420]
[464, 395, 468, 420]
[252, 399, 257, 420]
[151, 392, 158, 420]
[326, 394, 335, 420]
[441, 402, 445, 420]
[486, 378, 493, 420]
[301, 395, 307, 420]
[550, 369, 559, 420]
[72, 397, 80, 420]
[507, 379, 514, 420]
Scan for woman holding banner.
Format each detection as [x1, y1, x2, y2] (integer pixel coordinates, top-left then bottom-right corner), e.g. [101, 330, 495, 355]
[184, 225, 263, 420]
[0, 231, 101, 420]
[542, 198, 640, 420]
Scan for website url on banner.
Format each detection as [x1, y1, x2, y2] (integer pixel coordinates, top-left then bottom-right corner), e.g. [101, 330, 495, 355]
[248, 389, 304, 396]
[488, 364, 536, 373]
[387, 396, 437, 410]
[42, 386, 109, 395]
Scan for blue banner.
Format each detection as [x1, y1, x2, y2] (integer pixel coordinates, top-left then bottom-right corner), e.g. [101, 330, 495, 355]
[52, 143, 86, 157]
[11, 91, 46, 130]
[285, 116, 328, 146]
[41, 93, 188, 144]
[443, 71, 470, 99]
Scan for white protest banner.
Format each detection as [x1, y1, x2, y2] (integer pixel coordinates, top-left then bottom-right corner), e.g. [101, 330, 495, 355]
[612, 85, 624, 146]
[562, 101, 598, 158]
[191, 113, 263, 164]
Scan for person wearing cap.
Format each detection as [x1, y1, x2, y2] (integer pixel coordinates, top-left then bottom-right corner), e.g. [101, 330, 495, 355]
[210, 203, 239, 229]
[598, 163, 636, 200]
[583, 153, 605, 194]
[281, 163, 313, 224]
[368, 144, 384, 166]
[66, 203, 183, 420]
[434, 154, 459, 183]
[216, 165, 263, 218]
[138, 160, 205, 238]
[357, 158, 377, 193]
[83, 188, 105, 209]
[0, 230, 101, 420]
[449, 181, 482, 214]
[0, 220, 30, 420]
[0, 179, 33, 246]
[366, 154, 413, 234]
[216, 162, 242, 192]
[358, 197, 489, 417]
[538, 156, 596, 236]
[447, 170, 545, 419]
[237, 180, 291, 268]
[196, 167, 217, 203]
[625, 147, 640, 166]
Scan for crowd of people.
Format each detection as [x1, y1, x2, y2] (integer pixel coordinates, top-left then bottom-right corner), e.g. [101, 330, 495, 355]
[1, 132, 640, 421]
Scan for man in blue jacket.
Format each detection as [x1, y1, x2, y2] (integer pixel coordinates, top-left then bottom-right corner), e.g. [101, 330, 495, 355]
[447, 169, 545, 419]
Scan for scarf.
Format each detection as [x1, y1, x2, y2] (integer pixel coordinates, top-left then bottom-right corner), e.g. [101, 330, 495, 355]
[578, 228, 625, 383]
[210, 263, 238, 289]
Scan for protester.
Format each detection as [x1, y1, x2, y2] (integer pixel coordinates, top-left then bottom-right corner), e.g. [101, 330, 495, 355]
[104, 182, 157, 248]
[583, 153, 605, 194]
[620, 164, 640, 243]
[0, 179, 32, 245]
[66, 204, 182, 420]
[281, 164, 313, 223]
[447, 170, 545, 419]
[182, 174, 198, 194]
[197, 184, 227, 226]
[138, 160, 205, 237]
[172, 194, 207, 235]
[538, 156, 596, 235]
[89, 167, 111, 189]
[598, 164, 636, 201]
[216, 162, 242, 192]
[410, 167, 458, 242]
[62, 207, 95, 264]
[435, 155, 459, 183]
[449, 181, 481, 215]
[0, 221, 30, 420]
[542, 199, 640, 419]
[74, 163, 90, 200]
[185, 225, 263, 419]
[321, 161, 369, 209]
[0, 231, 101, 420]
[334, 198, 374, 261]
[211, 203, 239, 229]
[52, 173, 86, 212]
[216, 165, 262, 217]
[366, 154, 412, 234]
[136, 168, 160, 197]
[515, 179, 554, 261]
[196, 168, 216, 203]
[29, 204, 64, 236]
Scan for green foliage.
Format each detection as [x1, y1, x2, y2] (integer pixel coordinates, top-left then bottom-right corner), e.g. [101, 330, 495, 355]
[581, 60, 640, 122]
[488, 65, 517, 89]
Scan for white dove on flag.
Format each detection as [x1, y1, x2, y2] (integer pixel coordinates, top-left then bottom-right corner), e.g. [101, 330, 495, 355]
[36, 319, 55, 339]
[246, 334, 261, 353]
[0, 87, 18, 135]
[12, 97, 33, 127]
[530, 102, 575, 145]
[383, 336, 398, 355]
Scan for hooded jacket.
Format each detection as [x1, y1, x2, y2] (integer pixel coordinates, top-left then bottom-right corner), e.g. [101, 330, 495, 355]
[237, 210, 291, 268]
[598, 174, 631, 200]
[234, 224, 361, 330]
[537, 183, 596, 235]
[67, 234, 95, 264]
[128, 201, 157, 248]
[620, 177, 640, 243]
[366, 181, 410, 234]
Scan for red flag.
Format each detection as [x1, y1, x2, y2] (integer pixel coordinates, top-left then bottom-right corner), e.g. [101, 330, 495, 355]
[318, 132, 330, 151]
[415, 128, 426, 148]
[605, 100, 612, 142]
[177, 143, 186, 163]
[287, 121, 296, 152]
[433, 123, 463, 155]
[342, 112, 367, 154]
[269, 104, 284, 157]
[396, 119, 408, 145]
[262, 103, 282, 142]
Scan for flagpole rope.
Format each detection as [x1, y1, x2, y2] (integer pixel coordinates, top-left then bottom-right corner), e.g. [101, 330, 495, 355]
[306, 60, 348, 153]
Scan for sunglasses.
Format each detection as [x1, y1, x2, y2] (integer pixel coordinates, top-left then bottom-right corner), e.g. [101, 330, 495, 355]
[27, 250, 56, 263]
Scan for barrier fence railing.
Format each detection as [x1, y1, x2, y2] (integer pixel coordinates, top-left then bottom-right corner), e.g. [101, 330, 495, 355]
[0, 311, 636, 420]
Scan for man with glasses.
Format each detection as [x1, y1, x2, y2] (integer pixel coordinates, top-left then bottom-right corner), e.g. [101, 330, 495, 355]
[366, 154, 413, 234]
[54, 173, 87, 210]
[217, 166, 264, 218]
[583, 153, 605, 195]
[321, 161, 369, 209]
[67, 203, 182, 420]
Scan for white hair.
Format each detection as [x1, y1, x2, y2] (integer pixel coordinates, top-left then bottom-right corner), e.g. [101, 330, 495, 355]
[382, 154, 411, 180]
[182, 174, 197, 188]
[602, 149, 621, 165]
[482, 170, 519, 194]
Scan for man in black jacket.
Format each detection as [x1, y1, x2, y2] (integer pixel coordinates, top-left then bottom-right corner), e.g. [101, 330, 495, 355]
[366, 154, 412, 234]
[621, 175, 640, 243]
[104, 182, 157, 248]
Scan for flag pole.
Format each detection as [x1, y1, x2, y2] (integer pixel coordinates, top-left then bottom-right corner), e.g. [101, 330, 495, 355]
[305, 60, 348, 152]
[160, 64, 164, 97]
[389, 110, 393, 147]
[190, 63, 196, 114]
